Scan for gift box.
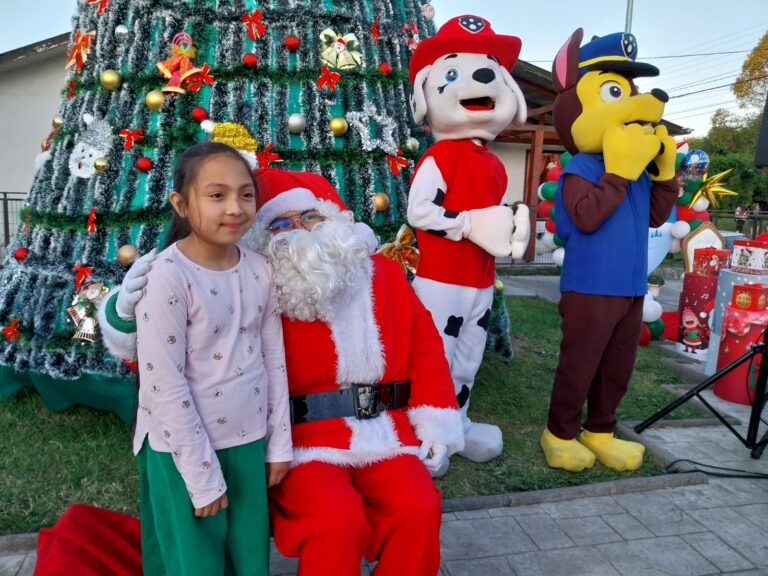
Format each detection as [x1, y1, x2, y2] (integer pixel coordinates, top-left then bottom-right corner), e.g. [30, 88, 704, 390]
[692, 247, 730, 277]
[676, 273, 718, 358]
[731, 239, 768, 275]
[714, 304, 768, 405]
[732, 283, 768, 311]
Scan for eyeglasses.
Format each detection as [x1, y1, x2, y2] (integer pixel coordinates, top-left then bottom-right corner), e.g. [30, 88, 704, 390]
[268, 210, 325, 233]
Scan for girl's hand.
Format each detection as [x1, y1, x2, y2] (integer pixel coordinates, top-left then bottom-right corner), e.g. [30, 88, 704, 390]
[194, 493, 228, 517]
[266, 461, 291, 487]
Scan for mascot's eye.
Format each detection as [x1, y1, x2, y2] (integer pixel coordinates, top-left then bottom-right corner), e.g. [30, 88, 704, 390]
[600, 81, 624, 102]
[444, 68, 460, 83]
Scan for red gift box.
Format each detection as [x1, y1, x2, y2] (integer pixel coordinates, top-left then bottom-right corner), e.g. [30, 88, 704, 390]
[676, 274, 717, 354]
[731, 283, 768, 311]
[692, 247, 730, 277]
[731, 239, 768, 275]
[715, 304, 768, 405]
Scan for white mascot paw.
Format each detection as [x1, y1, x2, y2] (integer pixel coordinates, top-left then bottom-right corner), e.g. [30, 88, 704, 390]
[459, 422, 503, 463]
[511, 203, 530, 260]
[466, 205, 515, 257]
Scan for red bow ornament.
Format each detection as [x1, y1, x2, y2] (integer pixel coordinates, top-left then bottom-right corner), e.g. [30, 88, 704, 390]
[73, 263, 94, 291]
[317, 66, 341, 92]
[256, 144, 283, 168]
[87, 206, 97, 234]
[66, 31, 96, 73]
[119, 129, 144, 150]
[87, 0, 109, 14]
[371, 19, 381, 44]
[242, 10, 266, 41]
[184, 63, 215, 93]
[2, 318, 21, 342]
[386, 148, 408, 175]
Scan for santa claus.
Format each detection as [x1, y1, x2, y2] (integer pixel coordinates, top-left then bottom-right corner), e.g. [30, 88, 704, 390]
[98, 168, 463, 575]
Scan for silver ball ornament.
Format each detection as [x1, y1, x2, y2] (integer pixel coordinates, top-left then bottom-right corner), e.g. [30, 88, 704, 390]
[287, 113, 306, 135]
[405, 137, 420, 153]
[115, 24, 129, 41]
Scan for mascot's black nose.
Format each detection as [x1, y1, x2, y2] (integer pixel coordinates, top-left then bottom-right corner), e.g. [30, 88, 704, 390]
[651, 88, 669, 103]
[472, 68, 496, 84]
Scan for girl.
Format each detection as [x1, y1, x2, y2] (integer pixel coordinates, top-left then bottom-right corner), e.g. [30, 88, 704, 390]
[134, 142, 291, 575]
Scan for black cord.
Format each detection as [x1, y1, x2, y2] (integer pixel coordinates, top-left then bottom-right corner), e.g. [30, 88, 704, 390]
[666, 458, 768, 479]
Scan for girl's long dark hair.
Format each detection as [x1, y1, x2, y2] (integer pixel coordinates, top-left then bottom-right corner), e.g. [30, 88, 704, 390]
[163, 142, 257, 248]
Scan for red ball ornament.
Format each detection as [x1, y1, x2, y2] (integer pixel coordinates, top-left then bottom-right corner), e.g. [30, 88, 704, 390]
[546, 165, 563, 182]
[242, 53, 259, 68]
[284, 35, 300, 52]
[191, 107, 209, 123]
[537, 200, 554, 219]
[422, 124, 431, 135]
[638, 322, 651, 346]
[544, 218, 556, 233]
[136, 157, 154, 172]
[13, 247, 29, 261]
[378, 62, 392, 75]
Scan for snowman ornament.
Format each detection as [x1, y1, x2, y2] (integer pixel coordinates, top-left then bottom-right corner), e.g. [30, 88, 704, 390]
[68, 114, 113, 178]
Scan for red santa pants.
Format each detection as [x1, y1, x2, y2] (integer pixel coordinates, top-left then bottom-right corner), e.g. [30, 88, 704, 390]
[547, 292, 644, 439]
[269, 454, 442, 576]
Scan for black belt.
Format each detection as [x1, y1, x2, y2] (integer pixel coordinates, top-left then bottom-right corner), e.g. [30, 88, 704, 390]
[290, 381, 411, 424]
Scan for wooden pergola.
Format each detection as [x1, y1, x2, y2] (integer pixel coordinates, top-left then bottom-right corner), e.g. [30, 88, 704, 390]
[500, 60, 689, 262]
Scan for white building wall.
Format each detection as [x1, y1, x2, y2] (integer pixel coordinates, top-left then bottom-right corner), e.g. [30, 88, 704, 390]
[0, 51, 67, 194]
[490, 141, 527, 204]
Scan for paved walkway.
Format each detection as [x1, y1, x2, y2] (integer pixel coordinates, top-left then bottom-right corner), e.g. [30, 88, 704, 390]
[3, 275, 768, 576]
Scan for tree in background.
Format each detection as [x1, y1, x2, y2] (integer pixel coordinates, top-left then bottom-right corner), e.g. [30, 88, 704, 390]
[734, 31, 768, 109]
[0, 0, 439, 414]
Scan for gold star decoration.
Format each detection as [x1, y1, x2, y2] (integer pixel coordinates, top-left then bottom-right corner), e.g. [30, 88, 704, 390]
[688, 169, 737, 209]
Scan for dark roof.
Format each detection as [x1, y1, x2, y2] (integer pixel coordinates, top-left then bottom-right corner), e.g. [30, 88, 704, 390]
[0, 33, 69, 74]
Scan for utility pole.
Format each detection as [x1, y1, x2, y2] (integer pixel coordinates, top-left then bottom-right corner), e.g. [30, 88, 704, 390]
[625, 0, 634, 33]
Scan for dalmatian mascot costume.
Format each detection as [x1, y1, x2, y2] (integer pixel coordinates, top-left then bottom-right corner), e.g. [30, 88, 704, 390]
[408, 15, 529, 464]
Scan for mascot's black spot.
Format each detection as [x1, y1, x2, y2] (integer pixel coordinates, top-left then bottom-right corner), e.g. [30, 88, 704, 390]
[433, 188, 446, 205]
[427, 229, 447, 237]
[444, 210, 459, 219]
[477, 308, 491, 331]
[456, 385, 470, 408]
[444, 315, 464, 338]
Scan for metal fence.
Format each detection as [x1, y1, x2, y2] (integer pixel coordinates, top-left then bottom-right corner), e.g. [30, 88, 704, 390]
[496, 218, 554, 267]
[0, 192, 27, 261]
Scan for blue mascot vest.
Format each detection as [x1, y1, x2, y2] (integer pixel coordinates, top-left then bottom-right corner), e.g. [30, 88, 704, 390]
[555, 153, 651, 297]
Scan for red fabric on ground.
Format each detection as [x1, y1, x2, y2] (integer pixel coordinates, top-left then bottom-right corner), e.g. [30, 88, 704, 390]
[35, 504, 141, 576]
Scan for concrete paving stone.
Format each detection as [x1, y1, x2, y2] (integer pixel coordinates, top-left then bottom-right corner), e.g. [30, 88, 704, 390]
[733, 504, 768, 532]
[440, 517, 538, 561]
[686, 507, 768, 567]
[0, 554, 25, 576]
[596, 536, 718, 576]
[556, 516, 623, 546]
[612, 491, 708, 536]
[16, 554, 35, 576]
[539, 496, 624, 519]
[454, 509, 491, 520]
[681, 532, 755, 573]
[443, 556, 515, 576]
[487, 504, 548, 518]
[507, 546, 620, 576]
[442, 512, 459, 522]
[515, 514, 573, 550]
[600, 512, 655, 540]
[661, 478, 768, 511]
[269, 546, 299, 575]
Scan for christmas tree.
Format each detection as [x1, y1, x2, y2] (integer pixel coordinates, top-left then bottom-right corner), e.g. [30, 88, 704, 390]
[0, 0, 438, 418]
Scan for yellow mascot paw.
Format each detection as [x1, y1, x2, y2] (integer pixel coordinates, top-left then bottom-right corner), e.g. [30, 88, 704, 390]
[540, 428, 596, 472]
[578, 431, 645, 471]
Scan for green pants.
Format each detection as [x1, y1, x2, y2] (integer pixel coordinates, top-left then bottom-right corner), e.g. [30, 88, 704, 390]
[137, 438, 269, 576]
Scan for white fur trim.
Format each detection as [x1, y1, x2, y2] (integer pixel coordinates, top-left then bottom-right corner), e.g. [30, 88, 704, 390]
[256, 187, 318, 228]
[347, 412, 400, 452]
[408, 405, 465, 455]
[328, 258, 386, 384]
[291, 445, 420, 468]
[96, 286, 138, 362]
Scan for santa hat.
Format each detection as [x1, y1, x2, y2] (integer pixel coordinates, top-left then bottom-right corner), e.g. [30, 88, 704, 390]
[409, 15, 521, 84]
[254, 168, 348, 228]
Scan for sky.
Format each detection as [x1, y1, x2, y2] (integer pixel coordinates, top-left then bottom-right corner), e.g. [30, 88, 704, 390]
[1, 0, 766, 137]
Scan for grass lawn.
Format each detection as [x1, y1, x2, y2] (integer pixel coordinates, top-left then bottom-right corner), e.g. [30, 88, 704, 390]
[0, 297, 701, 535]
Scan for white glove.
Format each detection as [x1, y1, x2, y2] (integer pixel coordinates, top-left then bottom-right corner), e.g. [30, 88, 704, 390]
[511, 203, 531, 260]
[466, 205, 515, 257]
[115, 249, 157, 319]
[419, 441, 448, 475]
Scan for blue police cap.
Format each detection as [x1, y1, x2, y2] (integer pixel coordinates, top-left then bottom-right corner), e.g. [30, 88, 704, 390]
[578, 32, 659, 78]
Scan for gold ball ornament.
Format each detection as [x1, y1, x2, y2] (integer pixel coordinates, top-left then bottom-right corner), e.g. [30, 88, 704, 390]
[494, 279, 505, 294]
[117, 244, 138, 266]
[52, 114, 64, 129]
[404, 137, 420, 153]
[145, 90, 165, 111]
[94, 157, 108, 173]
[373, 192, 390, 212]
[100, 69, 123, 91]
[329, 117, 349, 136]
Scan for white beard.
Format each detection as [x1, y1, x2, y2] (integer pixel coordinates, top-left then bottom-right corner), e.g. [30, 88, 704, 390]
[257, 213, 372, 322]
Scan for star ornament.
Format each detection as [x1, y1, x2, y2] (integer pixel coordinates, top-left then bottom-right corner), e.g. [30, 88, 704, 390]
[688, 169, 737, 210]
[345, 102, 398, 154]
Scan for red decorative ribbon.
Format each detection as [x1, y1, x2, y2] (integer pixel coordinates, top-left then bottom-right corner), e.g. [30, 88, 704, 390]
[87, 0, 109, 14]
[73, 264, 94, 290]
[317, 66, 341, 92]
[66, 31, 96, 73]
[256, 144, 282, 168]
[386, 148, 407, 175]
[2, 318, 21, 342]
[242, 10, 266, 41]
[66, 79, 77, 99]
[183, 63, 214, 92]
[119, 129, 144, 150]
[87, 206, 97, 234]
[371, 19, 381, 44]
